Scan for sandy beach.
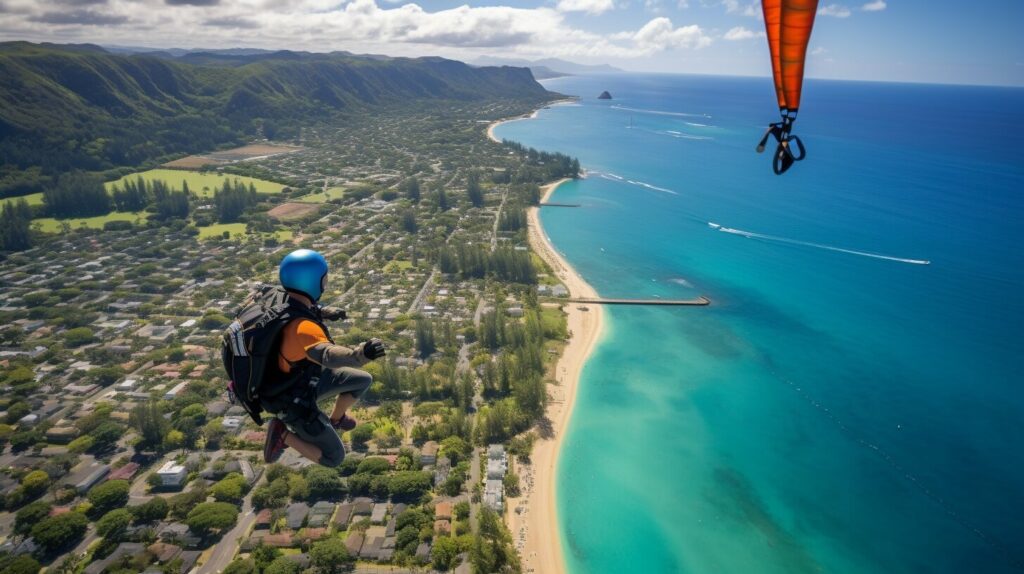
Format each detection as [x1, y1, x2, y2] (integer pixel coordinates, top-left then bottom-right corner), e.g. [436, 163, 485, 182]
[486, 99, 578, 144]
[486, 111, 537, 144]
[503, 176, 605, 574]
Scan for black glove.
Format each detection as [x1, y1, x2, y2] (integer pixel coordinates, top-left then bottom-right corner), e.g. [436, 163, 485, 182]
[362, 338, 386, 361]
[320, 306, 347, 321]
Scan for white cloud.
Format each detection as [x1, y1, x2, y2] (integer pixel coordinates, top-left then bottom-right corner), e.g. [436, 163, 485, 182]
[718, 0, 758, 17]
[810, 46, 826, 55]
[0, 0, 712, 60]
[631, 17, 712, 50]
[556, 0, 615, 15]
[861, 0, 886, 11]
[818, 4, 851, 17]
[723, 26, 763, 41]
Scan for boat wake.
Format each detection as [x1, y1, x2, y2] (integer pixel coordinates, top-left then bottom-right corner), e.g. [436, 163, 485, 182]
[663, 130, 712, 141]
[611, 104, 710, 119]
[709, 223, 930, 265]
[592, 171, 678, 195]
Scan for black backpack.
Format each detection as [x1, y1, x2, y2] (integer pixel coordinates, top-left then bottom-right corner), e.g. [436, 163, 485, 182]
[221, 284, 326, 425]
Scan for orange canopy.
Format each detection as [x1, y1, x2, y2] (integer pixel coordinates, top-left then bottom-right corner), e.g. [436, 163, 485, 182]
[762, 0, 818, 111]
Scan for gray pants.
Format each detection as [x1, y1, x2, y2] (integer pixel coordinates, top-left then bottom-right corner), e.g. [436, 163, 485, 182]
[277, 367, 372, 467]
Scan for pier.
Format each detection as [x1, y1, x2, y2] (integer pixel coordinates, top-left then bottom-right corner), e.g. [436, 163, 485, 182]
[539, 202, 581, 207]
[553, 296, 711, 306]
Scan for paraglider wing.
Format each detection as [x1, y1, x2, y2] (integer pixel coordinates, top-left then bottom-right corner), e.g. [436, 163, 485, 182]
[756, 0, 819, 175]
[780, 0, 818, 112]
[762, 0, 787, 110]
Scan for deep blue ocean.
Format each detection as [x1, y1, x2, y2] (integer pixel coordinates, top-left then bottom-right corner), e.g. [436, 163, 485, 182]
[493, 74, 1024, 574]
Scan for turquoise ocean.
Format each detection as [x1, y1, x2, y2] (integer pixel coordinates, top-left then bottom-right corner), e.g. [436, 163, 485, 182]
[493, 74, 1024, 574]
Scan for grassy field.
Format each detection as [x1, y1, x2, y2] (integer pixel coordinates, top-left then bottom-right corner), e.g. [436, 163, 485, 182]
[383, 260, 414, 273]
[196, 223, 248, 239]
[1, 192, 44, 208]
[297, 187, 347, 203]
[197, 223, 294, 242]
[33, 212, 150, 233]
[106, 169, 285, 197]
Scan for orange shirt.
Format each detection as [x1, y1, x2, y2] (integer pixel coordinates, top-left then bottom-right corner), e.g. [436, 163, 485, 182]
[277, 318, 330, 373]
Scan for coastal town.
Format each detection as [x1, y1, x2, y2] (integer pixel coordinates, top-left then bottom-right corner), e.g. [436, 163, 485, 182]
[0, 95, 585, 574]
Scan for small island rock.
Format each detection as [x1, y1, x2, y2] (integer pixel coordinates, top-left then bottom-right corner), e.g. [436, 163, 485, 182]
[597, 91, 613, 100]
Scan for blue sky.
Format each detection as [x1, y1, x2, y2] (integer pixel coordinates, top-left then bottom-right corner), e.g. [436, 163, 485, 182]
[0, 0, 1020, 86]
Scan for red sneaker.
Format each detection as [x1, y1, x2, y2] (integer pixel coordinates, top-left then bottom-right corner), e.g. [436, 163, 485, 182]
[330, 414, 357, 431]
[264, 418, 288, 463]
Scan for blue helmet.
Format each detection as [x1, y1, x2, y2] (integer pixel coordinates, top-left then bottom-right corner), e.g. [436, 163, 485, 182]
[279, 249, 329, 302]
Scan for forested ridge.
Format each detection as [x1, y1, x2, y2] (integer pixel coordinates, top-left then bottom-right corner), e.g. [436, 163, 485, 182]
[0, 42, 555, 197]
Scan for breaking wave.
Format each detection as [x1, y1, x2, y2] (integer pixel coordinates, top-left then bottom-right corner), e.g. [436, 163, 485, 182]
[591, 171, 678, 195]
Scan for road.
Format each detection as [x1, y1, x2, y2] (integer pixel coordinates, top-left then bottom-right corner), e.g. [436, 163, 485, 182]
[346, 233, 385, 269]
[469, 447, 481, 535]
[193, 489, 256, 574]
[472, 296, 486, 328]
[406, 269, 436, 315]
[490, 190, 508, 251]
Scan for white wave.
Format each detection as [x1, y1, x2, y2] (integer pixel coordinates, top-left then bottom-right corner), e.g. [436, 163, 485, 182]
[592, 170, 678, 196]
[712, 224, 931, 265]
[669, 277, 694, 288]
[610, 104, 705, 118]
[685, 122, 712, 128]
[664, 131, 713, 141]
[626, 179, 678, 195]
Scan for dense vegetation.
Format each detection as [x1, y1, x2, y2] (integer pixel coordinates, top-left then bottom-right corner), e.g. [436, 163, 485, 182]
[0, 41, 555, 198]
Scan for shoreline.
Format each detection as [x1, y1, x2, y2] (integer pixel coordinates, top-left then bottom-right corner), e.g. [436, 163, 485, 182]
[486, 98, 578, 144]
[505, 176, 605, 574]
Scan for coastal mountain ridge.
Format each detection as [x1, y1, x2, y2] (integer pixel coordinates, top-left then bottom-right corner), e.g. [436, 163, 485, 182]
[473, 56, 625, 77]
[0, 41, 556, 197]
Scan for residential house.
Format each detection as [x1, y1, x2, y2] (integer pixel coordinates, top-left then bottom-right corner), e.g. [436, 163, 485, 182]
[163, 381, 188, 400]
[378, 538, 395, 562]
[434, 518, 451, 535]
[415, 542, 431, 562]
[308, 501, 335, 528]
[420, 441, 439, 465]
[352, 498, 373, 517]
[147, 542, 182, 564]
[156, 461, 188, 489]
[434, 456, 451, 486]
[333, 503, 354, 529]
[107, 462, 140, 482]
[344, 532, 365, 556]
[286, 502, 310, 530]
[484, 479, 503, 511]
[435, 501, 453, 522]
[261, 533, 296, 548]
[157, 523, 190, 543]
[45, 426, 79, 444]
[360, 536, 384, 560]
[372, 501, 387, 523]
[65, 460, 110, 494]
[84, 543, 145, 574]
[486, 458, 506, 480]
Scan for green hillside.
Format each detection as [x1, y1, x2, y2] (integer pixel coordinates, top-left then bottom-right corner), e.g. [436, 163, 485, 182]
[0, 42, 554, 198]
